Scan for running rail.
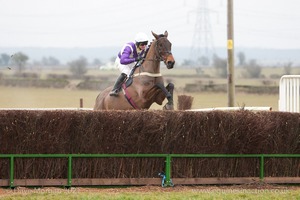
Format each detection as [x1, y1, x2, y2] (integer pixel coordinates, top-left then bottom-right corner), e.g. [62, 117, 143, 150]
[1, 153, 300, 188]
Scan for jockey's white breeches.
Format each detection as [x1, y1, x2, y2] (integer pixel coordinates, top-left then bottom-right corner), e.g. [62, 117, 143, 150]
[115, 57, 137, 76]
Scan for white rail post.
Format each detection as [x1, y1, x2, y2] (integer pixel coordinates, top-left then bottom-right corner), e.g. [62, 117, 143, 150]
[279, 75, 300, 112]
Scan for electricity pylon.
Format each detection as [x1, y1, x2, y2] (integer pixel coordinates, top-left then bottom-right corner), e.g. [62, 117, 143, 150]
[190, 0, 215, 67]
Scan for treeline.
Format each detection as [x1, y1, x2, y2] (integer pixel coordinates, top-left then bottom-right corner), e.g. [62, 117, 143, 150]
[0, 52, 112, 78]
[183, 52, 298, 79]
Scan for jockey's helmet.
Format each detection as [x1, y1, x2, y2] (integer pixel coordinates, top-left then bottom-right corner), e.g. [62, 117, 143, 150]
[135, 32, 149, 45]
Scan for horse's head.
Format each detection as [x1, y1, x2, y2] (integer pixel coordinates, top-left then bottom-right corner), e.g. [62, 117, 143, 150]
[152, 31, 175, 69]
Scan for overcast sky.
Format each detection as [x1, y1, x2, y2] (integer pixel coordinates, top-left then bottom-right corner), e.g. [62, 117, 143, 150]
[1, 0, 300, 49]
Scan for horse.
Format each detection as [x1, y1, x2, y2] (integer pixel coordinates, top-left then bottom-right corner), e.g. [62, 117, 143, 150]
[93, 31, 175, 110]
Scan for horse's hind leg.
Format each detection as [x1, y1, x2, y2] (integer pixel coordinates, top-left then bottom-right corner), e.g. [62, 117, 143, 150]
[156, 82, 174, 110]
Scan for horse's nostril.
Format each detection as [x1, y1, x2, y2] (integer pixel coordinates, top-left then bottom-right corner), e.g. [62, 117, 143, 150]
[167, 61, 175, 68]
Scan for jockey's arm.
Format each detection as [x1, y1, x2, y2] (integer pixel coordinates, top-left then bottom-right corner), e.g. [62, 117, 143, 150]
[120, 46, 135, 65]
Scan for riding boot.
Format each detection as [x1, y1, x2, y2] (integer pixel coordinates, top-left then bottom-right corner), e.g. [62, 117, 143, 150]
[109, 73, 127, 96]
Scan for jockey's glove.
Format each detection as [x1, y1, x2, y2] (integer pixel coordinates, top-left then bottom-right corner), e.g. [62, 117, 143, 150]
[135, 57, 143, 62]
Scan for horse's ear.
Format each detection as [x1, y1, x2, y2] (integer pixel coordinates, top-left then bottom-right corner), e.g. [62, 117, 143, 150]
[151, 31, 159, 39]
[164, 31, 168, 37]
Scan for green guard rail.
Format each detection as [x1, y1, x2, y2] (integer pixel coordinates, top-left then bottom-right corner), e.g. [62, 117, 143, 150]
[1, 153, 300, 188]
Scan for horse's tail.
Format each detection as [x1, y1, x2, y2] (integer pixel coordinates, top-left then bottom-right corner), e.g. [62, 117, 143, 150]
[93, 93, 104, 110]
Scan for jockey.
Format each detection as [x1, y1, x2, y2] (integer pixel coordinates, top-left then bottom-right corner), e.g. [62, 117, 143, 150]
[109, 32, 149, 96]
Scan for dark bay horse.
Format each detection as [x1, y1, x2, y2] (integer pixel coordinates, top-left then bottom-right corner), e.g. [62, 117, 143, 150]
[93, 31, 175, 110]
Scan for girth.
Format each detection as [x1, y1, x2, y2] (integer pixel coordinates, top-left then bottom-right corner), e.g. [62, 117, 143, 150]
[122, 83, 139, 109]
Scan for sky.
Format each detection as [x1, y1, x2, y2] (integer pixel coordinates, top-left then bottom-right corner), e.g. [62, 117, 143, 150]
[0, 0, 300, 49]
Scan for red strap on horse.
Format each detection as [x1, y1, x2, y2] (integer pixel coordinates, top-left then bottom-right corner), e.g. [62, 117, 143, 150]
[122, 84, 139, 109]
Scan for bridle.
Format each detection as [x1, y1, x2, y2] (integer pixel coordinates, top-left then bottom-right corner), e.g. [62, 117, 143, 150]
[144, 36, 173, 64]
[132, 36, 173, 78]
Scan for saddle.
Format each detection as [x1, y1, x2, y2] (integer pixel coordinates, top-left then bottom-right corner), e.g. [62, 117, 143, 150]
[124, 60, 143, 88]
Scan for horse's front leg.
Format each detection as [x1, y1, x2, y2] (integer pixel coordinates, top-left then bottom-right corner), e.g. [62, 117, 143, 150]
[156, 82, 174, 110]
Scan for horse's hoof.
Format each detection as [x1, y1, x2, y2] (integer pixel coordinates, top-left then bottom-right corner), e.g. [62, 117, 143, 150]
[163, 104, 174, 110]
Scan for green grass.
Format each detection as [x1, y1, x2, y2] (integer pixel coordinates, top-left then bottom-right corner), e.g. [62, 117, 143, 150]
[0, 187, 299, 200]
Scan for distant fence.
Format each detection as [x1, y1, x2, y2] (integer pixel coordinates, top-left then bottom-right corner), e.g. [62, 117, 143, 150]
[279, 75, 300, 112]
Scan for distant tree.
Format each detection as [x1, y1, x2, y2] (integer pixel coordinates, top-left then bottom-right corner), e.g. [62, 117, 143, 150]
[283, 62, 293, 75]
[198, 56, 210, 66]
[68, 56, 88, 78]
[11, 52, 29, 72]
[93, 58, 103, 66]
[212, 54, 227, 78]
[181, 59, 194, 67]
[237, 51, 246, 66]
[0, 53, 11, 66]
[48, 56, 60, 66]
[32, 60, 42, 66]
[42, 56, 60, 66]
[242, 59, 262, 78]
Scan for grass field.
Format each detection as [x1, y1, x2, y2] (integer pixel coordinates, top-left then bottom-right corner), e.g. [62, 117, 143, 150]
[0, 86, 278, 110]
[0, 66, 282, 110]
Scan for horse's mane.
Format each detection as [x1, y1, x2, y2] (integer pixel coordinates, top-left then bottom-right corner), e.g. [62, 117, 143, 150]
[143, 43, 151, 59]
